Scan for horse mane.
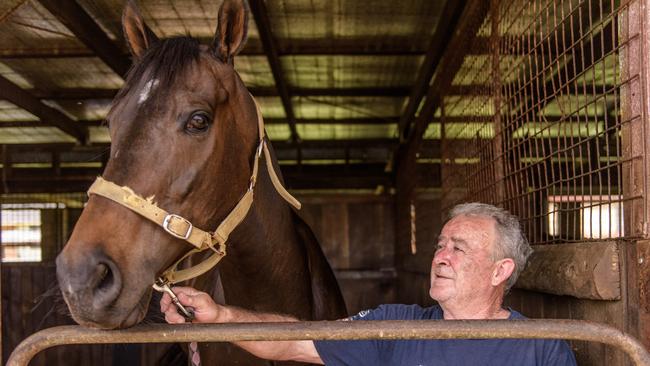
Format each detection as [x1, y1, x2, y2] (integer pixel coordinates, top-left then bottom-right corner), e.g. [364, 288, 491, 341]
[111, 36, 204, 112]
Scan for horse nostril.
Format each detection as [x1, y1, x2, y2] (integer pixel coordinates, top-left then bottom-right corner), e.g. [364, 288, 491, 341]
[56, 248, 123, 311]
[96, 263, 113, 291]
[92, 258, 121, 309]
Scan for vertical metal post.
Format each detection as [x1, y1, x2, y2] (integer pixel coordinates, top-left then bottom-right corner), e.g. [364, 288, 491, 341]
[490, 0, 505, 206]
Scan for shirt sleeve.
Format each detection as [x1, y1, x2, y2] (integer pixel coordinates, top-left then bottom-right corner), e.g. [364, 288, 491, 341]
[543, 339, 578, 366]
[313, 306, 395, 366]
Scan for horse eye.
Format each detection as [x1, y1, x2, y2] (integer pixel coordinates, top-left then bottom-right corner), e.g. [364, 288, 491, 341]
[185, 112, 210, 133]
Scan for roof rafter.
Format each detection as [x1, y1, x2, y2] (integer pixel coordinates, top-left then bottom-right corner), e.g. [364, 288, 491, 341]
[395, 0, 490, 181]
[36, 0, 130, 77]
[395, 0, 467, 142]
[29, 87, 411, 100]
[249, 0, 299, 143]
[0, 76, 88, 143]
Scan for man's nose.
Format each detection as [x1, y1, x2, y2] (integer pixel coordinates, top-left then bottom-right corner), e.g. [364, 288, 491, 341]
[433, 247, 451, 265]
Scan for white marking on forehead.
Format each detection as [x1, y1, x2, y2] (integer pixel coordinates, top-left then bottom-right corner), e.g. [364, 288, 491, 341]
[138, 79, 159, 104]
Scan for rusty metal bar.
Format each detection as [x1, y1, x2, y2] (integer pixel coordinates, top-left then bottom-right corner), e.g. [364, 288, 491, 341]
[8, 320, 650, 366]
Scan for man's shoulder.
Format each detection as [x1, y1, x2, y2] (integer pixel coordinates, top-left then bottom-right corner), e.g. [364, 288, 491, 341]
[347, 304, 443, 321]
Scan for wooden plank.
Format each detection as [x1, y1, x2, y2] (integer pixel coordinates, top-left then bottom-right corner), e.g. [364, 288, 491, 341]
[516, 242, 621, 300]
[347, 203, 394, 269]
[635, 240, 650, 350]
[337, 275, 396, 316]
[319, 203, 350, 269]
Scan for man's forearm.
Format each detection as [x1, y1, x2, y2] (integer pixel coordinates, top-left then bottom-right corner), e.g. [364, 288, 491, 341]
[217, 305, 323, 363]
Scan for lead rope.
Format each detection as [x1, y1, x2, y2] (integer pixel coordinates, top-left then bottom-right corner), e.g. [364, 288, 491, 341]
[189, 341, 201, 366]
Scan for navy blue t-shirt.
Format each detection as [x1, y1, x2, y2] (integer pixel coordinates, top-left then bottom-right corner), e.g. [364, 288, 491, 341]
[314, 304, 577, 366]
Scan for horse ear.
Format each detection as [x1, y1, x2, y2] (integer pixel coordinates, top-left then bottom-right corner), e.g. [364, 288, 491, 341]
[212, 0, 249, 64]
[122, 0, 159, 59]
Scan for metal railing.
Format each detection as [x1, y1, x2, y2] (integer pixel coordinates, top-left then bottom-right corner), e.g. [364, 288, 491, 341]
[8, 319, 650, 366]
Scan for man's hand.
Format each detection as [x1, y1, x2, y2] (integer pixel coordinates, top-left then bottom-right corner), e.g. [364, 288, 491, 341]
[159, 286, 323, 364]
[160, 286, 222, 324]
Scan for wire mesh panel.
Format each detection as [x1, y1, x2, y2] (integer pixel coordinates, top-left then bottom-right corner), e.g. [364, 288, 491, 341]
[437, 0, 648, 245]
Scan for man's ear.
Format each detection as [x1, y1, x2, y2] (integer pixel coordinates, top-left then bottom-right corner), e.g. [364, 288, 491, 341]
[491, 258, 515, 287]
[212, 0, 249, 64]
[122, 0, 159, 59]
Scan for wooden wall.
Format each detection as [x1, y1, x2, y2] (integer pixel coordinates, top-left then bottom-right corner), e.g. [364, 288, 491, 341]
[394, 191, 441, 306]
[296, 193, 397, 315]
[2, 263, 115, 365]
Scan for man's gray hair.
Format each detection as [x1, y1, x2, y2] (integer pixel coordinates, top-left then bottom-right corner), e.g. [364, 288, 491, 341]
[448, 202, 533, 290]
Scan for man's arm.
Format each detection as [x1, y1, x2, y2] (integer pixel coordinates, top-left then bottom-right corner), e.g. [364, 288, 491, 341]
[160, 286, 323, 364]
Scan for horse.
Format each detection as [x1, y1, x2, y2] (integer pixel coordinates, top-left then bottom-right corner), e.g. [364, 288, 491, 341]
[54, 0, 347, 364]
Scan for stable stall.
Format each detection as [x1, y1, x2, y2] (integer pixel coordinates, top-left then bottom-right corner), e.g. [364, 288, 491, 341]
[1, 0, 649, 365]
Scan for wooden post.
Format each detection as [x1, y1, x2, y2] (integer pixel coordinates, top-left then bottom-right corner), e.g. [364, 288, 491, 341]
[620, 0, 650, 348]
[1, 196, 3, 363]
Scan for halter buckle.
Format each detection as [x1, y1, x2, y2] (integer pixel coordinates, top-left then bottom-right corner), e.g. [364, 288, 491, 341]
[163, 214, 193, 240]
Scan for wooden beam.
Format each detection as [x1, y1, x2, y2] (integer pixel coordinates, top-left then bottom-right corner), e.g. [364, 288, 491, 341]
[28, 82, 618, 102]
[36, 0, 130, 77]
[264, 117, 400, 125]
[0, 76, 88, 143]
[273, 139, 399, 150]
[0, 162, 441, 192]
[0, 33, 572, 60]
[395, 0, 490, 178]
[249, 0, 298, 142]
[31, 87, 410, 100]
[396, 0, 467, 141]
[516, 242, 621, 300]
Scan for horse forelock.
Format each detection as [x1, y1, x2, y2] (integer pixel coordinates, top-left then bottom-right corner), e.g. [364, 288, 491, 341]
[110, 36, 204, 115]
[105, 36, 214, 179]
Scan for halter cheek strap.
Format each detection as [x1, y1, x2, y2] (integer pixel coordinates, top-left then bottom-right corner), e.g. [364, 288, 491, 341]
[86, 97, 300, 285]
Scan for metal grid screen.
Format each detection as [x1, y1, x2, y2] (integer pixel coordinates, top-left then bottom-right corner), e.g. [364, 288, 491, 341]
[437, 0, 648, 245]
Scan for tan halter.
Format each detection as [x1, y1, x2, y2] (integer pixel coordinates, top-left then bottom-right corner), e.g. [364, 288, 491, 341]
[86, 98, 300, 286]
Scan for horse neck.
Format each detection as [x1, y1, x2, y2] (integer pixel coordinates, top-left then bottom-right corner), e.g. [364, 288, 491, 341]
[216, 152, 314, 316]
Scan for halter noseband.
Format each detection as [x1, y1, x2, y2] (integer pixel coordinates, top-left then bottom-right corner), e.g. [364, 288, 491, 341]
[86, 97, 300, 286]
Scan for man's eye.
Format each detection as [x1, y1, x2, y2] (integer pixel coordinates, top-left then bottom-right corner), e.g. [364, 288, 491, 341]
[454, 246, 464, 253]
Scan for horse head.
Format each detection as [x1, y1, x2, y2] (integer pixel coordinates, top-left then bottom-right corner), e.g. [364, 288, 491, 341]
[56, 0, 258, 329]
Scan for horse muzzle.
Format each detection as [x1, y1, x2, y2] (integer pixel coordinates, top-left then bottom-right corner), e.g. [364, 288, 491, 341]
[56, 247, 125, 327]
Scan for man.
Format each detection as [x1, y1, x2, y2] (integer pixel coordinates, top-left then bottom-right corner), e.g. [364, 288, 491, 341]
[162, 202, 577, 365]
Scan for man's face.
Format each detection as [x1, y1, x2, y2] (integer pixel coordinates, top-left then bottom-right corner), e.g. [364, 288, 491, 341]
[429, 215, 499, 306]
